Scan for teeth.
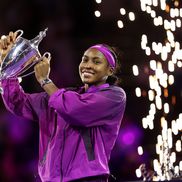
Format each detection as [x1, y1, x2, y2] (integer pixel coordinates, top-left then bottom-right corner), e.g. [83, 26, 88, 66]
[83, 72, 92, 74]
[82, 71, 94, 74]
[82, 72, 93, 76]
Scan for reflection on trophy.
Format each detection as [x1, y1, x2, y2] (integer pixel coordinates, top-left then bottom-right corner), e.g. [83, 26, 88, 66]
[0, 28, 50, 81]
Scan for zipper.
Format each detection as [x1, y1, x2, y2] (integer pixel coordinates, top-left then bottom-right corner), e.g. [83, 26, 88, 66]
[109, 173, 117, 181]
[39, 137, 51, 165]
[60, 124, 67, 182]
[39, 110, 57, 166]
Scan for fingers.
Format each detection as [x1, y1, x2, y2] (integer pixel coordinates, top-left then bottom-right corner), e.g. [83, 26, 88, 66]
[33, 52, 52, 82]
[10, 31, 18, 43]
[39, 54, 51, 65]
[9, 31, 17, 43]
[0, 31, 17, 50]
[43, 54, 51, 63]
[34, 55, 51, 70]
[0, 31, 19, 60]
[42, 52, 51, 62]
[0, 35, 8, 50]
[23, 55, 38, 67]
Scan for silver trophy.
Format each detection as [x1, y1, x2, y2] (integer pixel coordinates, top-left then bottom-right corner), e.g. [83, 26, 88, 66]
[0, 28, 50, 80]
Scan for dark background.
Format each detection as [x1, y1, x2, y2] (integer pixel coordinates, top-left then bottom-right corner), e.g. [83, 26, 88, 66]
[0, 0, 181, 181]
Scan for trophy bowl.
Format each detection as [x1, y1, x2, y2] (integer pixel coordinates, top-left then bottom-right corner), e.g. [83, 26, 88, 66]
[0, 28, 49, 80]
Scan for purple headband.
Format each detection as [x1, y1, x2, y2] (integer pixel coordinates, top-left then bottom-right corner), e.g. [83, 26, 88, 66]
[90, 45, 116, 68]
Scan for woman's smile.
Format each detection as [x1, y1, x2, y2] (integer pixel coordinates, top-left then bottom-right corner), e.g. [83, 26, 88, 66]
[81, 69, 95, 77]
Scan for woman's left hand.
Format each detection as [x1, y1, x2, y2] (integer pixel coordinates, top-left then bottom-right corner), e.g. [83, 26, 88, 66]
[34, 54, 51, 84]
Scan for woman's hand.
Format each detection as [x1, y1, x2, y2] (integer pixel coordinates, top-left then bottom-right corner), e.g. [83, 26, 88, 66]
[34, 54, 51, 84]
[34, 54, 59, 95]
[0, 31, 18, 63]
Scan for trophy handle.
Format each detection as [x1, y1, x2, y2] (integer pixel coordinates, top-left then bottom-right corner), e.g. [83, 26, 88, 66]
[19, 52, 51, 78]
[42, 52, 51, 60]
[15, 29, 23, 40]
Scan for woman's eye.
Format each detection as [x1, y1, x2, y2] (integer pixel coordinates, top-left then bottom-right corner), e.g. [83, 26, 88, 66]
[94, 60, 100, 64]
[82, 58, 88, 62]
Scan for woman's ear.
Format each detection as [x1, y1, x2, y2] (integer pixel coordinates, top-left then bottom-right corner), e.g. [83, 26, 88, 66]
[108, 67, 114, 76]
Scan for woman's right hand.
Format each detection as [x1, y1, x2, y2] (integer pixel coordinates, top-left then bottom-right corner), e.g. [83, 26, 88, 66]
[0, 31, 18, 63]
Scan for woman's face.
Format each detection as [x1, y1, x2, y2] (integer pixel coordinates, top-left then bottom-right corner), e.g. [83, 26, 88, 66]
[79, 48, 113, 86]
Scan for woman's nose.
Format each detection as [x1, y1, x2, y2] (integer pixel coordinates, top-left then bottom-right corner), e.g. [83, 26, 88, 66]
[84, 61, 92, 68]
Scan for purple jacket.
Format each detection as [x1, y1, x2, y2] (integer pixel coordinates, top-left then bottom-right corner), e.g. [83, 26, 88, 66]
[1, 79, 126, 182]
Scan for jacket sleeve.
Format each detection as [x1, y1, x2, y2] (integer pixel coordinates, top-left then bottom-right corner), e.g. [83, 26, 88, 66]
[1, 78, 43, 121]
[48, 88, 126, 127]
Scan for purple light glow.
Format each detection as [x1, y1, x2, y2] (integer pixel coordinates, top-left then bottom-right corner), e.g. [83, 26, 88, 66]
[117, 123, 143, 149]
[122, 131, 135, 145]
[4, 113, 32, 143]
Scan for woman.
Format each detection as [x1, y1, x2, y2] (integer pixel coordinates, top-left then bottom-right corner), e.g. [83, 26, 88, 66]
[0, 32, 126, 182]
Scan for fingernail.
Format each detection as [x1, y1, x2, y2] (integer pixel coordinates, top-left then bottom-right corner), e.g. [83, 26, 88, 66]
[1, 35, 6, 39]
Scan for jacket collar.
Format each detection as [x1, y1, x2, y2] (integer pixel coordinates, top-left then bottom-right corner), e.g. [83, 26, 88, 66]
[85, 83, 110, 93]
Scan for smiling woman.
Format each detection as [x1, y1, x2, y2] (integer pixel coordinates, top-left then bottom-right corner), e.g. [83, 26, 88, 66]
[79, 45, 114, 88]
[79, 44, 122, 89]
[0, 32, 126, 182]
